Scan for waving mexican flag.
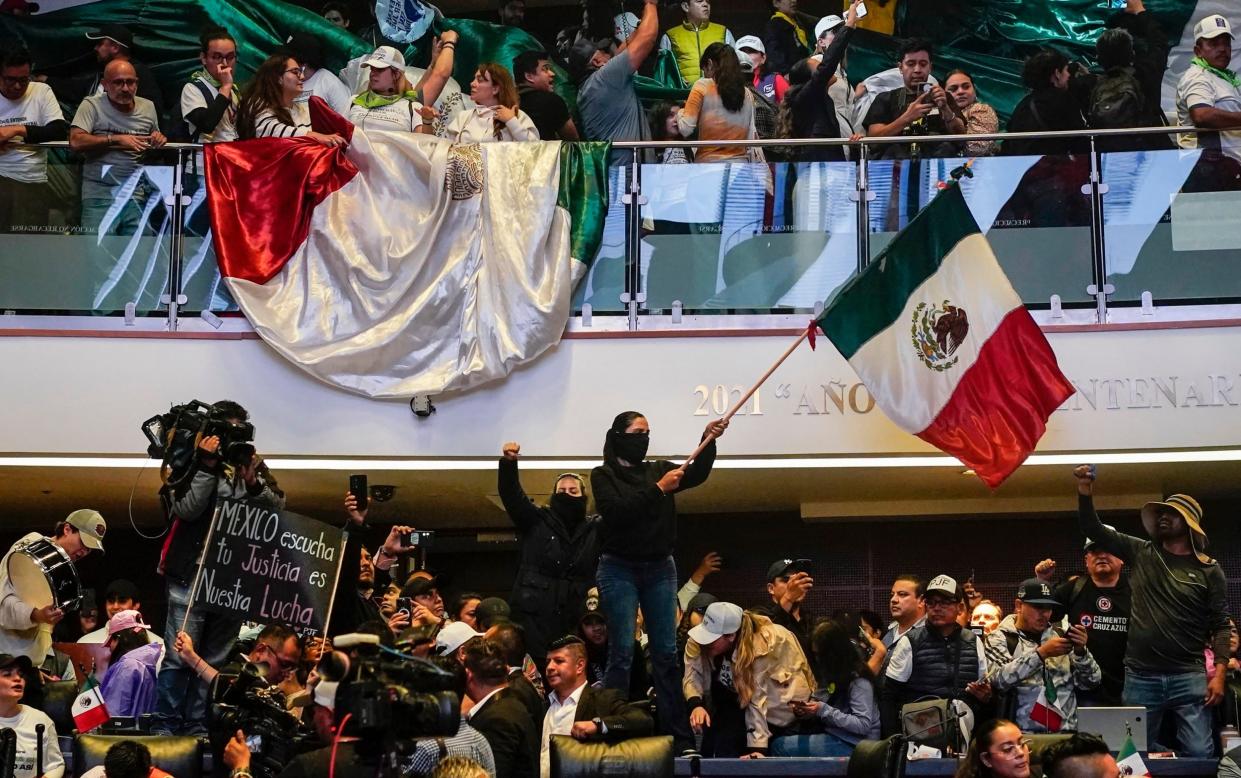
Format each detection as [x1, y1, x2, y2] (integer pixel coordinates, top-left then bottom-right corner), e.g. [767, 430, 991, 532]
[204, 100, 608, 398]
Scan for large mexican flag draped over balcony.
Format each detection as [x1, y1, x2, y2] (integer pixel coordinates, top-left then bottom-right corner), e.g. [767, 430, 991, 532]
[204, 100, 609, 398]
[815, 183, 1075, 488]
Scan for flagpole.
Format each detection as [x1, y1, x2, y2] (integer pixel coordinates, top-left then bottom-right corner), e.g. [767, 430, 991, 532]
[180, 505, 222, 634]
[678, 325, 814, 469]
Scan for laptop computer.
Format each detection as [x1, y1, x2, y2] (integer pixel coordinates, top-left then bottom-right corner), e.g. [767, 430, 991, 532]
[1077, 707, 1147, 752]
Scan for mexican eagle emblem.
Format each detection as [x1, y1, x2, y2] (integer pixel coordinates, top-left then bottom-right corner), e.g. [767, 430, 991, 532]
[912, 301, 969, 371]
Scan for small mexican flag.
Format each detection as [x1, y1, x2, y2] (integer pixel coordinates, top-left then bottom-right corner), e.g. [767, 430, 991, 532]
[1117, 734, 1150, 776]
[1028, 674, 1065, 732]
[71, 676, 109, 733]
[814, 183, 1074, 487]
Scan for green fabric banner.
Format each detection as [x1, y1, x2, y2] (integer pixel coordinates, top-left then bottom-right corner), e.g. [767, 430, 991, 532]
[0, 0, 1200, 126]
[557, 140, 611, 267]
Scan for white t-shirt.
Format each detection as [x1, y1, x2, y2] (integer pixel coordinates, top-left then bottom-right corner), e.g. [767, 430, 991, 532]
[0, 707, 63, 778]
[180, 78, 237, 143]
[1176, 62, 1241, 154]
[0, 82, 64, 183]
[347, 97, 423, 133]
[444, 106, 539, 143]
[298, 69, 354, 117]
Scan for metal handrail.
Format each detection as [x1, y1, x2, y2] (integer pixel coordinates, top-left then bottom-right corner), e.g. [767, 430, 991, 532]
[23, 122, 1240, 151]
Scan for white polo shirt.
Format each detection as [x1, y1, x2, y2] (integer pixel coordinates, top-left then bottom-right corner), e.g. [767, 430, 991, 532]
[1176, 61, 1241, 154]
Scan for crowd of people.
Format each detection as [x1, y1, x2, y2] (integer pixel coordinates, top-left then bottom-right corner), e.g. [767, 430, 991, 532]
[0, 400, 1237, 778]
[2, 0, 1241, 231]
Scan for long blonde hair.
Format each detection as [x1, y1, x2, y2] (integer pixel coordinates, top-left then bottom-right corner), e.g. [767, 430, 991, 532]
[732, 611, 815, 706]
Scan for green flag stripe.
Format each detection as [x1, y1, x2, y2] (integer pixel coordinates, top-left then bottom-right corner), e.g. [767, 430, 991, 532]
[818, 184, 981, 360]
[557, 141, 611, 268]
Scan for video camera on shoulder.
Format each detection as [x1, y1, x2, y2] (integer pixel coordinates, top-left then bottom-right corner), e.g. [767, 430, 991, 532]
[142, 400, 257, 484]
[210, 662, 305, 778]
[318, 633, 460, 764]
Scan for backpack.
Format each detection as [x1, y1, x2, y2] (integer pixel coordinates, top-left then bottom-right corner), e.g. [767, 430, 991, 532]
[1088, 67, 1144, 130]
[167, 79, 216, 143]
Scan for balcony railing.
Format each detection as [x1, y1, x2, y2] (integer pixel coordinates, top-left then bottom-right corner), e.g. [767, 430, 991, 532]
[2, 125, 1239, 333]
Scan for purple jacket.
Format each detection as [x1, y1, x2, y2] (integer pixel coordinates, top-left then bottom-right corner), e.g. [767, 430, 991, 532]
[100, 642, 161, 717]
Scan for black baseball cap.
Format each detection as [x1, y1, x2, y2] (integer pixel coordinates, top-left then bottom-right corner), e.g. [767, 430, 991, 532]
[106, 579, 139, 601]
[766, 558, 809, 581]
[0, 654, 32, 672]
[475, 597, 511, 629]
[1015, 578, 1061, 608]
[86, 24, 133, 49]
[401, 577, 439, 599]
[686, 592, 717, 615]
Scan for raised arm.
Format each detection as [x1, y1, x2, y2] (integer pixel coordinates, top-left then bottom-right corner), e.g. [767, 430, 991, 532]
[625, 0, 661, 73]
[1072, 465, 1143, 561]
[415, 30, 458, 109]
[498, 444, 543, 532]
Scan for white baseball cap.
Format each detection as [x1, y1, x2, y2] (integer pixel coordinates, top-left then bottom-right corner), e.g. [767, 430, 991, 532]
[734, 35, 765, 54]
[688, 602, 743, 645]
[363, 45, 406, 70]
[925, 574, 962, 601]
[435, 621, 484, 656]
[815, 15, 844, 40]
[1194, 15, 1232, 40]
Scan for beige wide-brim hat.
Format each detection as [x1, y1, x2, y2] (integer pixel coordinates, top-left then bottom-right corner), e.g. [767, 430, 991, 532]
[1140, 493, 1211, 564]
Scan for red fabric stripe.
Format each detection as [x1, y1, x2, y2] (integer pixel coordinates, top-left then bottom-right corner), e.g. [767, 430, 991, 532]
[917, 308, 1075, 488]
[205, 97, 358, 285]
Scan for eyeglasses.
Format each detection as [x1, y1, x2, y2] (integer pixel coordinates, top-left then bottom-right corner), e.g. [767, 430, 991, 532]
[0, 75, 30, 86]
[108, 79, 139, 88]
[925, 598, 959, 609]
[284, 66, 306, 77]
[991, 739, 1032, 758]
[206, 52, 237, 63]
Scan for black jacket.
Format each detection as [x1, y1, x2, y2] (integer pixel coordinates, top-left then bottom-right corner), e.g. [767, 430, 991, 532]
[1004, 67, 1094, 157]
[590, 439, 716, 560]
[470, 689, 541, 778]
[499, 459, 601, 661]
[761, 13, 812, 76]
[879, 624, 983, 736]
[784, 26, 853, 161]
[507, 669, 548, 723]
[564, 685, 654, 739]
[160, 466, 284, 583]
[327, 527, 390, 638]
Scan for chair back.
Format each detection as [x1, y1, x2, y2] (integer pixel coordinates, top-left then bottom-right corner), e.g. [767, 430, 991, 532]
[549, 734, 673, 778]
[847, 734, 906, 778]
[73, 734, 203, 778]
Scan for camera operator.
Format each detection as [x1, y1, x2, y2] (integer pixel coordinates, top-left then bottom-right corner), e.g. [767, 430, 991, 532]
[174, 623, 303, 691]
[155, 399, 284, 735]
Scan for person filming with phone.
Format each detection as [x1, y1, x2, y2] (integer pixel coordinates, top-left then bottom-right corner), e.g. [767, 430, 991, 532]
[863, 38, 965, 158]
[756, 559, 814, 659]
[329, 486, 419, 638]
[983, 579, 1101, 733]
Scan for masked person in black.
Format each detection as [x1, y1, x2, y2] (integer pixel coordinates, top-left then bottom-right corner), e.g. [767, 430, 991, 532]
[499, 441, 601, 670]
[590, 412, 727, 747]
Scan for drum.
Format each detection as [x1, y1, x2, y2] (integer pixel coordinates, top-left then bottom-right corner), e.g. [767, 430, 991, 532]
[7, 538, 81, 611]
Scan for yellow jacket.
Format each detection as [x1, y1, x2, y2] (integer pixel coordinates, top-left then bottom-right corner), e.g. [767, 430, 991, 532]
[661, 22, 733, 84]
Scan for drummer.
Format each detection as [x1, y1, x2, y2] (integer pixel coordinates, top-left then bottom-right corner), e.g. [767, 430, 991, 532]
[0, 509, 105, 666]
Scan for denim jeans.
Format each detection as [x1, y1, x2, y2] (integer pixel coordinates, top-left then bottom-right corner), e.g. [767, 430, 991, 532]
[153, 577, 242, 733]
[770, 732, 856, 757]
[596, 553, 691, 740]
[1123, 668, 1213, 757]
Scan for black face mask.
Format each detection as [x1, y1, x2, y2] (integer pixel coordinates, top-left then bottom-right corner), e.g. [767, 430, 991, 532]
[549, 492, 587, 524]
[611, 431, 649, 464]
